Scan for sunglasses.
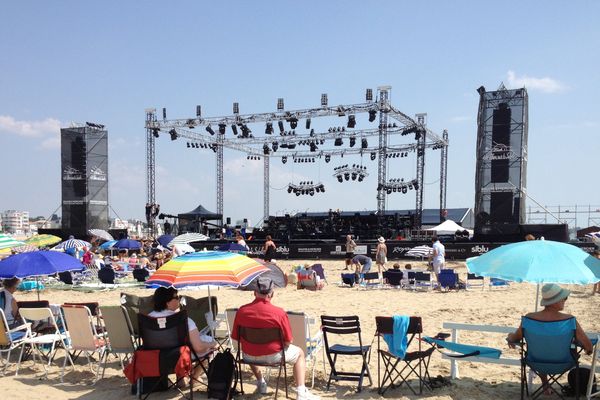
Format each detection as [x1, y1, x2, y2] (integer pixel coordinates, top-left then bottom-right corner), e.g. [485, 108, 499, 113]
[171, 295, 181, 301]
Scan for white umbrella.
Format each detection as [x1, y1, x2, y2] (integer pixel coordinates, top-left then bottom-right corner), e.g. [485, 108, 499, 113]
[168, 233, 209, 248]
[406, 245, 433, 258]
[88, 228, 114, 241]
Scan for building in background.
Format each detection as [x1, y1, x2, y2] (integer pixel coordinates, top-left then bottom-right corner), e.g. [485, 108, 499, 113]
[1, 210, 30, 235]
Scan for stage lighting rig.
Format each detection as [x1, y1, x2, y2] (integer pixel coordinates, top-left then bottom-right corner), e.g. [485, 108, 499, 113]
[169, 129, 178, 141]
[333, 164, 369, 183]
[265, 122, 274, 134]
[369, 109, 377, 122]
[218, 123, 226, 135]
[380, 178, 419, 195]
[287, 181, 325, 196]
[206, 125, 215, 135]
[347, 115, 356, 128]
[247, 155, 261, 160]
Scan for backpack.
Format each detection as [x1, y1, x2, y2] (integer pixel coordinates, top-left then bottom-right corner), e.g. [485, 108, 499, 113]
[207, 348, 237, 400]
[562, 367, 596, 396]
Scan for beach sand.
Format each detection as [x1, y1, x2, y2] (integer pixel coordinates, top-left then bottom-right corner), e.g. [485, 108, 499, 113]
[4, 259, 599, 399]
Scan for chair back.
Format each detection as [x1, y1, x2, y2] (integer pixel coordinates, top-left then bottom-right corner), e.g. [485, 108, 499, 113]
[287, 311, 309, 355]
[311, 264, 326, 281]
[138, 311, 188, 350]
[98, 267, 115, 284]
[180, 295, 218, 333]
[321, 315, 366, 352]
[17, 300, 50, 309]
[383, 270, 403, 286]
[120, 293, 154, 335]
[237, 326, 285, 363]
[438, 270, 458, 288]
[298, 269, 317, 289]
[375, 316, 423, 336]
[64, 302, 100, 316]
[522, 316, 577, 374]
[19, 307, 60, 333]
[0, 308, 11, 346]
[100, 305, 136, 353]
[62, 305, 99, 351]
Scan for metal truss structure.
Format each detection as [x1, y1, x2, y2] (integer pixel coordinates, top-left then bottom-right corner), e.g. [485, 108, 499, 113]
[145, 109, 157, 236]
[145, 87, 448, 229]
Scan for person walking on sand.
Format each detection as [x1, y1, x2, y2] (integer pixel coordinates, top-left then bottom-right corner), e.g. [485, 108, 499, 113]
[344, 235, 356, 270]
[431, 236, 445, 285]
[375, 236, 387, 284]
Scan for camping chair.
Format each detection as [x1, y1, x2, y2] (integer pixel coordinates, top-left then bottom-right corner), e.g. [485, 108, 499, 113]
[383, 270, 403, 288]
[375, 316, 435, 395]
[61, 305, 108, 383]
[361, 272, 380, 289]
[587, 334, 600, 399]
[180, 295, 218, 335]
[202, 311, 229, 351]
[224, 308, 238, 351]
[519, 316, 580, 400]
[129, 311, 196, 399]
[64, 302, 103, 334]
[414, 271, 435, 290]
[341, 273, 357, 288]
[17, 300, 50, 309]
[287, 311, 325, 388]
[236, 325, 289, 399]
[16, 307, 74, 381]
[0, 308, 32, 375]
[100, 305, 137, 371]
[311, 264, 328, 285]
[490, 277, 510, 289]
[120, 293, 154, 337]
[466, 273, 485, 290]
[320, 315, 372, 392]
[438, 269, 459, 291]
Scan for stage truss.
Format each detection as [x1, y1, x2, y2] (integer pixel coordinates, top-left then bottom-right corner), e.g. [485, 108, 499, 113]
[145, 86, 448, 231]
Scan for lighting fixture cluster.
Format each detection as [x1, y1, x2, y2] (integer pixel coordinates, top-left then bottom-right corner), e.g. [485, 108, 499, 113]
[293, 157, 316, 163]
[378, 179, 420, 194]
[432, 142, 445, 150]
[379, 123, 399, 129]
[247, 155, 261, 160]
[385, 152, 409, 158]
[186, 142, 217, 151]
[287, 181, 326, 196]
[328, 126, 346, 133]
[400, 125, 426, 140]
[333, 164, 368, 183]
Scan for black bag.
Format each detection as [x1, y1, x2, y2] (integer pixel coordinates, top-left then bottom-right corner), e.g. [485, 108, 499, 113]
[131, 376, 169, 395]
[562, 367, 596, 396]
[207, 348, 237, 400]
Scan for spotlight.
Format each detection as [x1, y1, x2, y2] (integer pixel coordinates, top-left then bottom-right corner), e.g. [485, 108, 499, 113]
[282, 156, 287, 164]
[186, 142, 190, 148]
[321, 93, 328, 107]
[402, 186, 408, 194]
[361, 138, 368, 149]
[272, 142, 278, 152]
[349, 137, 356, 147]
[295, 190, 301, 196]
[289, 117, 298, 129]
[334, 138, 343, 146]
[310, 142, 317, 152]
[218, 123, 226, 135]
[337, 175, 343, 183]
[351, 172, 357, 180]
[278, 121, 285, 133]
[231, 124, 238, 135]
[277, 98, 284, 110]
[233, 102, 239, 114]
[347, 115, 356, 128]
[370, 152, 376, 161]
[265, 122, 273, 134]
[366, 88, 373, 101]
[169, 129, 178, 141]
[306, 118, 311, 129]
[325, 154, 331, 163]
[263, 144, 270, 155]
[152, 129, 160, 138]
[196, 105, 201, 117]
[369, 109, 377, 122]
[344, 173, 350, 181]
[287, 186, 292, 193]
[206, 125, 215, 135]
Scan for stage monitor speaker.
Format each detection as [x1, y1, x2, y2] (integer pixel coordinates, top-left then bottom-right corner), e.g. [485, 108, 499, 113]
[492, 103, 511, 145]
[490, 192, 514, 223]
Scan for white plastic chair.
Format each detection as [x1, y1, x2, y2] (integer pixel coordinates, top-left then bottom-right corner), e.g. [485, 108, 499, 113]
[287, 311, 325, 388]
[587, 335, 600, 399]
[0, 309, 32, 375]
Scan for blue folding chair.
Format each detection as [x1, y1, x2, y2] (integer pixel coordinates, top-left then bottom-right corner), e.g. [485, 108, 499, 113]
[519, 317, 579, 400]
[438, 269, 459, 291]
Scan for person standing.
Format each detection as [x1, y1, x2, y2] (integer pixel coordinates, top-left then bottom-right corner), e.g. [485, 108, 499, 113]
[431, 236, 445, 283]
[263, 235, 276, 262]
[344, 235, 357, 270]
[592, 250, 600, 295]
[375, 236, 388, 279]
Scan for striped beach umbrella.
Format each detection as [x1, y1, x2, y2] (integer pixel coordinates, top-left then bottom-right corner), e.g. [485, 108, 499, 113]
[55, 238, 91, 250]
[406, 245, 433, 258]
[146, 251, 268, 289]
[168, 233, 209, 248]
[88, 229, 114, 242]
[0, 234, 25, 251]
[25, 234, 62, 248]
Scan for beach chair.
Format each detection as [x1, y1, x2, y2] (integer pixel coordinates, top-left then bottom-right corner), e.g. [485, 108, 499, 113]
[61, 305, 108, 383]
[341, 273, 357, 287]
[383, 270, 403, 287]
[519, 316, 580, 400]
[16, 300, 50, 309]
[361, 272, 380, 289]
[129, 311, 196, 399]
[16, 307, 74, 381]
[466, 273, 485, 290]
[405, 271, 417, 288]
[63, 301, 103, 334]
[180, 295, 218, 334]
[0, 309, 32, 375]
[490, 277, 510, 289]
[438, 269, 459, 291]
[375, 316, 435, 395]
[236, 325, 289, 399]
[320, 315, 372, 392]
[414, 271, 435, 290]
[100, 305, 136, 371]
[587, 334, 600, 399]
[287, 311, 325, 388]
[311, 264, 328, 285]
[120, 293, 154, 336]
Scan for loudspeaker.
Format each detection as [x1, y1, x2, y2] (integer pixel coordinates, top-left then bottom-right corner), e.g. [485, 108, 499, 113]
[226, 217, 231, 225]
[490, 192, 514, 223]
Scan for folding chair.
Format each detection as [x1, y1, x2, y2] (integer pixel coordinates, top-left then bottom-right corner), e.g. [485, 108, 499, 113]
[61, 305, 108, 383]
[414, 271, 435, 290]
[438, 269, 459, 291]
[63, 302, 103, 334]
[16, 307, 74, 381]
[320, 315, 372, 392]
[361, 272, 380, 289]
[224, 308, 238, 351]
[519, 316, 580, 400]
[375, 316, 434, 395]
[311, 264, 328, 285]
[236, 325, 289, 399]
[587, 334, 600, 399]
[466, 273, 485, 290]
[180, 295, 218, 335]
[287, 311, 325, 388]
[130, 311, 196, 399]
[0, 309, 32, 375]
[340, 273, 357, 288]
[383, 270, 403, 287]
[100, 305, 136, 371]
[490, 277, 510, 289]
[120, 293, 154, 337]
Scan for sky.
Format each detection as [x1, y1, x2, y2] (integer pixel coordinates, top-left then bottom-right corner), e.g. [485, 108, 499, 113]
[1, 1, 599, 227]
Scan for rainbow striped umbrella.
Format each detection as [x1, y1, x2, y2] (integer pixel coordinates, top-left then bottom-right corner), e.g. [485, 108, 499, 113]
[146, 251, 269, 289]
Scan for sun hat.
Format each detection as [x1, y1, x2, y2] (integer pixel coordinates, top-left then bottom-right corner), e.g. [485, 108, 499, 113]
[378, 236, 385, 243]
[540, 283, 570, 306]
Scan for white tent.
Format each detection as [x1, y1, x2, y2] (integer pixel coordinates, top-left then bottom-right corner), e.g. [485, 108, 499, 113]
[427, 220, 468, 235]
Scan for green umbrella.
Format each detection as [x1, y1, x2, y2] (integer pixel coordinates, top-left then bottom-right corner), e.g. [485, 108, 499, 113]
[0, 234, 25, 250]
[25, 234, 62, 248]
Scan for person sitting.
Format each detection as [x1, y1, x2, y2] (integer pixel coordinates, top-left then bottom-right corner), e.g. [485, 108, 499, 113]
[149, 287, 217, 383]
[0, 278, 20, 328]
[231, 278, 320, 400]
[506, 283, 593, 393]
[296, 264, 324, 291]
[98, 262, 116, 284]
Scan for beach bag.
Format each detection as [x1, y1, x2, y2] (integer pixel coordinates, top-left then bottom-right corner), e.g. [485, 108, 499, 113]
[562, 367, 596, 396]
[207, 348, 237, 400]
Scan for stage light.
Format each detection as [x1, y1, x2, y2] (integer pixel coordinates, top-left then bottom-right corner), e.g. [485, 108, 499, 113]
[282, 156, 287, 164]
[321, 93, 328, 107]
[366, 88, 373, 101]
[347, 115, 356, 128]
[295, 191, 301, 196]
[265, 122, 273, 134]
[169, 129, 178, 141]
[277, 98, 284, 110]
[413, 180, 419, 190]
[310, 142, 317, 152]
[278, 121, 285, 133]
[306, 118, 311, 129]
[231, 124, 238, 135]
[402, 186, 408, 194]
[358, 175, 364, 182]
[287, 186, 293, 193]
[337, 175, 343, 183]
[162, 107, 167, 119]
[233, 102, 239, 114]
[349, 137, 356, 147]
[241, 124, 251, 137]
[206, 125, 215, 135]
[370, 152, 376, 161]
[289, 117, 298, 129]
[325, 154, 331, 163]
[351, 172, 357, 180]
[334, 138, 343, 146]
[272, 142, 278, 152]
[263, 144, 270, 155]
[187, 142, 190, 148]
[344, 173, 350, 181]
[369, 109, 377, 122]
[218, 123, 226, 135]
[361, 138, 368, 149]
[152, 129, 160, 138]
[196, 105, 201, 117]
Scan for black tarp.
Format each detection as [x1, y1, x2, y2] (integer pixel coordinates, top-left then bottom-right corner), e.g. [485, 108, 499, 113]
[178, 204, 222, 221]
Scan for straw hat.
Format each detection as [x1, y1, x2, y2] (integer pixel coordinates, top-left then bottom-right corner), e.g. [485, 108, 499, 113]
[378, 236, 386, 243]
[540, 283, 570, 306]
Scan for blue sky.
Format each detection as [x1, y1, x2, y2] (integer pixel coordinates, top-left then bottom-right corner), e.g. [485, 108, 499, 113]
[1, 1, 598, 226]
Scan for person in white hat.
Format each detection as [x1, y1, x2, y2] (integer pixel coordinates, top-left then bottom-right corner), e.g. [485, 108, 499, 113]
[375, 236, 388, 283]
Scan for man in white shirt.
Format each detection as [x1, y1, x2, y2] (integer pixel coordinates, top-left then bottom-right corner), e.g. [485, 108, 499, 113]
[431, 236, 445, 282]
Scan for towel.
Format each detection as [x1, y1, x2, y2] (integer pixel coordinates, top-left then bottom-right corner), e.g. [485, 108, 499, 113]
[424, 337, 502, 359]
[383, 315, 410, 359]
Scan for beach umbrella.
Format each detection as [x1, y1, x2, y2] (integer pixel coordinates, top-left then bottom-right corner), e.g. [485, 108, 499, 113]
[99, 240, 118, 250]
[241, 260, 287, 292]
[157, 234, 175, 248]
[0, 251, 85, 299]
[55, 238, 91, 250]
[0, 234, 25, 251]
[25, 234, 62, 248]
[113, 239, 142, 250]
[11, 244, 39, 253]
[172, 243, 196, 256]
[168, 233, 209, 248]
[88, 228, 114, 242]
[466, 240, 600, 309]
[406, 245, 433, 258]
[217, 242, 249, 254]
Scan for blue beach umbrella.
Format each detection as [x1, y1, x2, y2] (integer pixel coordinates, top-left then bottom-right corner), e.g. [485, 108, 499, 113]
[157, 234, 175, 248]
[113, 239, 142, 250]
[99, 240, 118, 250]
[217, 242, 249, 254]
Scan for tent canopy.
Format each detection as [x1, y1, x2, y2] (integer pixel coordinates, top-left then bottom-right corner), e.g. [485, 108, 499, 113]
[178, 204, 222, 221]
[427, 220, 467, 235]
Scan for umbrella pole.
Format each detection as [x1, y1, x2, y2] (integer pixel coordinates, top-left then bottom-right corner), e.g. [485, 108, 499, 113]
[534, 283, 540, 312]
[36, 276, 40, 301]
[207, 286, 215, 338]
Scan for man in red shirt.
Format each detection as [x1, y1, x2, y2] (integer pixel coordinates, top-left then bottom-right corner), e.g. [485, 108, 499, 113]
[231, 278, 319, 400]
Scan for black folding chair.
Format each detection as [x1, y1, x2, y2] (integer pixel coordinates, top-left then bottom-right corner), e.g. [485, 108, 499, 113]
[236, 326, 288, 399]
[320, 315, 372, 392]
[375, 316, 434, 395]
[383, 270, 403, 287]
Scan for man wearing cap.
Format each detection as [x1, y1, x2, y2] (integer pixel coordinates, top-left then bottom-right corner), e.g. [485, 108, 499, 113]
[231, 278, 320, 400]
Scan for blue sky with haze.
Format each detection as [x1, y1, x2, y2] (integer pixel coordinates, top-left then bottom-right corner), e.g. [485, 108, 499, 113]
[1, 1, 598, 226]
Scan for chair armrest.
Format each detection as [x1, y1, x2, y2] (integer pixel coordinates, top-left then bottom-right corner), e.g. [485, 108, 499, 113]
[8, 322, 32, 334]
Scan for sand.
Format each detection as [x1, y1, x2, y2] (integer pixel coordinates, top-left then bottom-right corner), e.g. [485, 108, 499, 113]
[3, 259, 599, 399]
